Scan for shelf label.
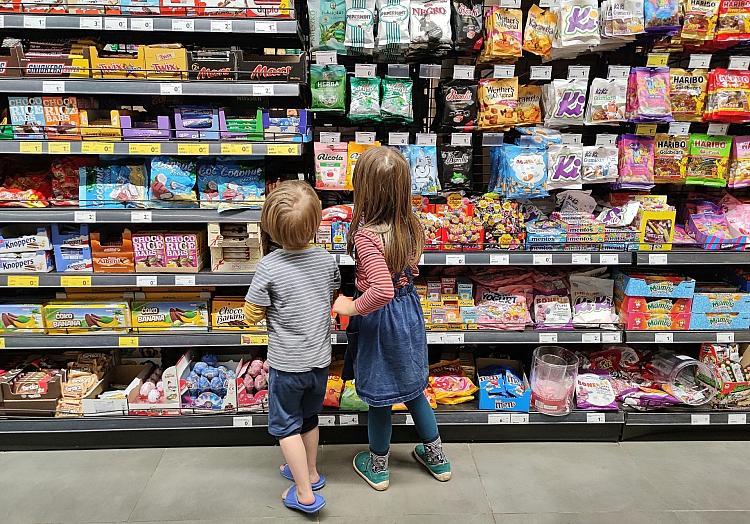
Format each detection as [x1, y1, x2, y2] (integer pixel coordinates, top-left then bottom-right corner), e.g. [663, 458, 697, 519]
[482, 133, 504, 146]
[177, 143, 209, 155]
[339, 414, 359, 425]
[728, 56, 750, 70]
[388, 132, 409, 146]
[233, 416, 253, 427]
[254, 20, 277, 33]
[453, 65, 475, 80]
[487, 413, 511, 424]
[314, 51, 337, 65]
[131, 210, 152, 223]
[7, 275, 38, 287]
[19, 142, 43, 154]
[48, 142, 71, 154]
[499, 0, 521, 7]
[318, 415, 336, 426]
[689, 54, 711, 69]
[104, 17, 127, 30]
[174, 275, 196, 287]
[533, 254, 552, 265]
[221, 143, 253, 155]
[561, 133, 582, 146]
[451, 133, 472, 146]
[635, 124, 657, 136]
[136, 275, 157, 287]
[0, 338, 4, 349]
[172, 19, 194, 31]
[595, 134, 617, 146]
[539, 332, 558, 343]
[355, 132, 376, 145]
[404, 414, 414, 425]
[118, 336, 139, 347]
[567, 65, 590, 81]
[647, 53, 669, 67]
[130, 18, 153, 31]
[607, 65, 630, 79]
[707, 123, 729, 135]
[587, 413, 606, 424]
[416, 133, 437, 146]
[444, 333, 464, 344]
[210, 20, 233, 32]
[419, 254, 425, 265]
[60, 275, 91, 287]
[338, 254, 354, 265]
[691, 414, 710, 425]
[529, 66, 552, 80]
[493, 65, 515, 78]
[241, 334, 269, 345]
[490, 253, 509, 265]
[728, 413, 747, 425]
[355, 63, 377, 78]
[330, 333, 338, 345]
[80, 142, 114, 154]
[599, 254, 620, 265]
[510, 413, 529, 424]
[601, 331, 621, 344]
[159, 83, 183, 96]
[129, 142, 162, 155]
[582, 332, 601, 344]
[42, 81, 65, 93]
[668, 122, 691, 135]
[648, 253, 668, 265]
[252, 84, 275, 97]
[572, 254, 591, 265]
[655, 332, 674, 343]
[445, 254, 465, 265]
[388, 63, 410, 78]
[267, 144, 299, 156]
[426, 332, 444, 344]
[717, 332, 735, 343]
[79, 17, 102, 30]
[74, 210, 96, 223]
[23, 15, 46, 29]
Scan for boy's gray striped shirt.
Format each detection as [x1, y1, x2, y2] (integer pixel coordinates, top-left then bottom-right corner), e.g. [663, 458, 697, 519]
[245, 247, 341, 372]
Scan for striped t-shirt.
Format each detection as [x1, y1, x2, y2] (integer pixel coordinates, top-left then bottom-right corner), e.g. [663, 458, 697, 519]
[245, 247, 340, 372]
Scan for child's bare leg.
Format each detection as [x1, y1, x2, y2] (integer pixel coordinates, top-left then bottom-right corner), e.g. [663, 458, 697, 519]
[279, 434, 314, 505]
[301, 426, 321, 484]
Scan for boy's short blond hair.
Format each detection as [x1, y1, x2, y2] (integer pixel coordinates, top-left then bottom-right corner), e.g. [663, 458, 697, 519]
[261, 181, 321, 250]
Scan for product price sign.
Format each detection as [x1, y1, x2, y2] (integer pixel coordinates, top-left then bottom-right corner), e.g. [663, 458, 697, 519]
[493, 65, 514, 79]
[81, 142, 114, 154]
[451, 133, 472, 146]
[510, 413, 529, 424]
[7, 275, 39, 287]
[533, 254, 552, 265]
[646, 53, 669, 67]
[635, 124, 657, 136]
[403, 414, 414, 425]
[118, 336, 139, 347]
[538, 332, 558, 343]
[571, 253, 591, 265]
[42, 81, 65, 93]
[728, 56, 750, 71]
[499, 0, 521, 7]
[174, 275, 196, 287]
[595, 134, 618, 147]
[445, 254, 465, 265]
[267, 144, 299, 156]
[728, 414, 747, 425]
[23, 15, 46, 29]
[354, 64, 377, 78]
[131, 211, 153, 223]
[387, 64, 410, 78]
[654, 332, 674, 343]
[426, 332, 444, 344]
[19, 142, 43, 154]
[252, 84, 275, 97]
[582, 332, 601, 343]
[443, 333, 465, 344]
[159, 83, 183, 96]
[453, 65, 475, 80]
[136, 275, 157, 287]
[221, 143, 253, 155]
[0, 338, 5, 349]
[104, 17, 127, 31]
[338, 254, 354, 265]
[74, 210, 96, 223]
[130, 18, 154, 31]
[177, 143, 209, 156]
[330, 333, 338, 345]
[48, 142, 71, 154]
[129, 143, 162, 155]
[314, 51, 337, 65]
[318, 415, 336, 426]
[717, 332, 735, 343]
[567, 65, 590, 81]
[339, 414, 359, 426]
[60, 276, 91, 287]
[586, 413, 606, 424]
[707, 123, 729, 135]
[599, 254, 621, 265]
[355, 132, 376, 145]
[254, 21, 277, 33]
[487, 413, 511, 424]
[171, 19, 194, 32]
[561, 133, 582, 145]
[648, 253, 668, 265]
[529, 66, 552, 80]
[241, 334, 269, 345]
[233, 416, 253, 427]
[668, 122, 691, 135]
[388, 132, 409, 146]
[607, 66, 630, 79]
[601, 331, 621, 344]
[690, 414, 710, 425]
[211, 20, 233, 32]
[688, 54, 711, 69]
[489, 253, 509, 265]
[79, 17, 102, 30]
[415, 133, 437, 146]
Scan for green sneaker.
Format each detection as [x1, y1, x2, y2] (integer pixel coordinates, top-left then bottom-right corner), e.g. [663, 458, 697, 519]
[353, 451, 390, 491]
[413, 444, 452, 482]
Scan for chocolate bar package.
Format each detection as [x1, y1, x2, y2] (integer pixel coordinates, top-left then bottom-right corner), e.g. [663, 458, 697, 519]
[188, 49, 238, 81]
[235, 51, 306, 83]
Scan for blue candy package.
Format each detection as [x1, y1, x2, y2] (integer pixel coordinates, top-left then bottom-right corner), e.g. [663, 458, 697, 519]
[197, 160, 265, 210]
[149, 157, 198, 208]
[644, 0, 680, 32]
[79, 164, 148, 209]
[406, 145, 440, 196]
[502, 145, 548, 200]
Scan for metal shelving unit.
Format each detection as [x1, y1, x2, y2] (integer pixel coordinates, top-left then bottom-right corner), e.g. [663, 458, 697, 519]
[0, 208, 262, 223]
[0, 272, 254, 287]
[0, 140, 301, 156]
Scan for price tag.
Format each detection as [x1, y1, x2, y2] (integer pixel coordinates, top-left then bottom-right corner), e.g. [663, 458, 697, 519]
[48, 142, 71, 154]
[572, 254, 591, 265]
[7, 275, 39, 287]
[451, 133, 472, 146]
[207, 19, 232, 32]
[404, 414, 414, 425]
[582, 332, 602, 344]
[490, 254, 509, 265]
[177, 143, 209, 155]
[254, 20, 277, 33]
[338, 254, 355, 265]
[539, 332, 558, 343]
[717, 332, 735, 343]
[330, 333, 338, 345]
[707, 123, 729, 135]
[355, 132, 376, 145]
[636, 124, 657, 136]
[493, 65, 514, 79]
[648, 253, 668, 265]
[129, 143, 162, 155]
[355, 63, 377, 78]
[42, 81, 65, 93]
[131, 211, 152, 223]
[81, 142, 114, 154]
[607, 65, 630, 79]
[510, 413, 529, 424]
[689, 54, 711, 69]
[388, 64, 410, 78]
[529, 66, 552, 80]
[443, 333, 464, 344]
[499, 0, 521, 7]
[668, 122, 691, 135]
[453, 65, 475, 80]
[172, 19, 194, 31]
[318, 415, 336, 426]
[418, 64, 442, 78]
[728, 413, 747, 425]
[79, 17, 102, 30]
[241, 334, 269, 345]
[601, 331, 622, 344]
[267, 144, 299, 156]
[533, 254, 552, 265]
[104, 17, 127, 30]
[233, 416, 253, 427]
[416, 133, 437, 146]
[691, 414, 710, 425]
[130, 18, 154, 31]
[118, 336, 139, 347]
[221, 143, 253, 155]
[174, 275, 196, 287]
[23, 15, 46, 29]
[388, 132, 409, 146]
[419, 254, 425, 265]
[19, 142, 43, 154]
[252, 84, 275, 97]
[488, 413, 510, 424]
[339, 414, 359, 425]
[655, 332, 674, 343]
[647, 53, 669, 67]
[74, 210, 96, 223]
[445, 254, 465, 265]
[60, 275, 92, 287]
[595, 134, 618, 146]
[561, 134, 582, 145]
[599, 254, 621, 265]
[314, 51, 337, 65]
[587, 413, 606, 424]
[568, 65, 590, 81]
[426, 332, 444, 344]
[728, 56, 750, 70]
[159, 83, 183, 95]
[482, 133, 504, 146]
[136, 275, 157, 287]
[0, 338, 4, 349]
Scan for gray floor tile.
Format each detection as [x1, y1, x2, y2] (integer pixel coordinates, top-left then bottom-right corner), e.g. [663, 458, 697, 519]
[128, 519, 315, 524]
[322, 515, 495, 524]
[472, 443, 663, 514]
[317, 443, 491, 517]
[0, 448, 164, 524]
[676, 511, 750, 524]
[491, 513, 683, 524]
[623, 442, 750, 511]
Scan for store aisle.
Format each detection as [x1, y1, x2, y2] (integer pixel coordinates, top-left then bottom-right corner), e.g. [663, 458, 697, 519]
[1, 441, 749, 524]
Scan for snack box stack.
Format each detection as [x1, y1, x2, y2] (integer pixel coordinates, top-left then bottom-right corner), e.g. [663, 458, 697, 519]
[56, 352, 117, 417]
[51, 224, 93, 272]
[556, 212, 606, 252]
[615, 271, 696, 331]
[525, 219, 566, 251]
[132, 231, 206, 273]
[0, 225, 54, 273]
[690, 283, 750, 331]
[207, 223, 262, 273]
[699, 343, 750, 409]
[415, 277, 475, 330]
[476, 358, 530, 413]
[91, 229, 135, 273]
[179, 352, 240, 414]
[632, 195, 677, 252]
[131, 292, 210, 333]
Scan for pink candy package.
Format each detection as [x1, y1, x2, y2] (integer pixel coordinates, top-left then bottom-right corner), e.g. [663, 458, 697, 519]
[617, 134, 655, 190]
[626, 67, 673, 122]
[729, 136, 750, 189]
[576, 372, 618, 410]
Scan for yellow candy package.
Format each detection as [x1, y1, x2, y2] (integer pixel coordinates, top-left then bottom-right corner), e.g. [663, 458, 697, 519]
[682, 0, 721, 40]
[653, 133, 689, 184]
[518, 84, 543, 125]
[478, 77, 518, 129]
[670, 68, 708, 122]
[345, 141, 380, 190]
[522, 4, 556, 57]
[429, 359, 478, 405]
[479, 7, 522, 61]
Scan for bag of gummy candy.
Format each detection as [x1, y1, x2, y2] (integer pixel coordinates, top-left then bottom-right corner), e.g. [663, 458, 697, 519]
[345, 0, 376, 49]
[669, 68, 708, 122]
[685, 133, 732, 187]
[381, 76, 413, 123]
[348, 76, 381, 122]
[617, 134, 655, 190]
[626, 67, 672, 122]
[406, 145, 440, 195]
[149, 157, 198, 208]
[340, 380, 369, 410]
[308, 0, 346, 51]
[644, 0, 680, 32]
[682, 0, 720, 41]
[452, 0, 483, 51]
[314, 142, 349, 190]
[197, 160, 264, 209]
[311, 64, 347, 113]
[377, 0, 410, 47]
[502, 144, 548, 200]
[653, 133, 689, 184]
[729, 136, 750, 189]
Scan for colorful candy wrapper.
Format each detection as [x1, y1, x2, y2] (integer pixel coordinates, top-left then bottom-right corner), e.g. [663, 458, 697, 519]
[705, 68, 750, 123]
[582, 145, 618, 184]
[576, 373, 618, 410]
[451, 0, 483, 51]
[502, 144, 548, 200]
[669, 68, 708, 122]
[517, 84, 543, 125]
[611, 0, 645, 35]
[479, 7, 522, 61]
[348, 76, 381, 122]
[626, 67, 672, 122]
[376, 0, 411, 47]
[440, 145, 473, 191]
[79, 164, 147, 209]
[438, 80, 478, 131]
[381, 76, 414, 123]
[547, 144, 583, 190]
[345, 0, 376, 49]
[729, 136, 750, 188]
[716, 0, 750, 41]
[685, 133, 733, 187]
[310, 64, 347, 113]
[585, 77, 626, 124]
[617, 134, 655, 190]
[522, 4, 556, 57]
[314, 142, 349, 190]
[653, 134, 689, 184]
[478, 77, 518, 129]
[570, 274, 617, 328]
[644, 0, 680, 31]
[406, 145, 440, 195]
[409, 0, 453, 49]
[149, 157, 198, 208]
[543, 79, 588, 127]
[308, 0, 346, 51]
[534, 294, 573, 329]
[556, 0, 600, 48]
[682, 0, 721, 40]
[198, 160, 264, 209]
[347, 141, 381, 189]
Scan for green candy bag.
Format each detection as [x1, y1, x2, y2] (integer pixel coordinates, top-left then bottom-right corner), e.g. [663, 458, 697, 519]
[340, 380, 369, 411]
[348, 76, 382, 122]
[311, 64, 347, 113]
[308, 0, 346, 52]
[381, 75, 413, 124]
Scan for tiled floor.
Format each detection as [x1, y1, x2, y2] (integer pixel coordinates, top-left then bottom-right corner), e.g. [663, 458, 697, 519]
[2, 441, 750, 523]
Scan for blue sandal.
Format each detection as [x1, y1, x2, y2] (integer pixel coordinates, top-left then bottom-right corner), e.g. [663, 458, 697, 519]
[283, 487, 326, 514]
[280, 464, 326, 490]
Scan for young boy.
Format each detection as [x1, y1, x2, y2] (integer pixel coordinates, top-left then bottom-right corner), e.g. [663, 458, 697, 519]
[243, 180, 340, 514]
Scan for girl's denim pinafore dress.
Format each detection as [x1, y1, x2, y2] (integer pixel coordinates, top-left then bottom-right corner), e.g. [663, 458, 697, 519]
[344, 268, 429, 408]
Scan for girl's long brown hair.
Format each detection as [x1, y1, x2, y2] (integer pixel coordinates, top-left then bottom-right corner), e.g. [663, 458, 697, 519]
[347, 146, 424, 272]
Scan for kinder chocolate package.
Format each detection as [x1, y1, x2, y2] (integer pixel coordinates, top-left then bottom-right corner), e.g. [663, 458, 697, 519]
[314, 142, 349, 190]
[438, 80, 478, 131]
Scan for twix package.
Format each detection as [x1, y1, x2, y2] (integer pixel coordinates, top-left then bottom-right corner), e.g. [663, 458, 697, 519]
[522, 4, 555, 58]
[669, 68, 708, 122]
[478, 77, 518, 129]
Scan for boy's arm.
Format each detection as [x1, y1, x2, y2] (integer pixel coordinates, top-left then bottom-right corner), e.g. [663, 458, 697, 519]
[244, 260, 272, 323]
[243, 301, 266, 323]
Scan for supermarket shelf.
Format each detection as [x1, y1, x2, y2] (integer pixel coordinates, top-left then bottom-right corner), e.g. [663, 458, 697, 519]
[332, 251, 631, 266]
[0, 140, 301, 156]
[625, 411, 750, 426]
[0, 14, 299, 34]
[0, 271, 254, 287]
[0, 208, 262, 223]
[636, 250, 750, 265]
[0, 78, 301, 97]
[622, 410, 750, 440]
[625, 330, 750, 344]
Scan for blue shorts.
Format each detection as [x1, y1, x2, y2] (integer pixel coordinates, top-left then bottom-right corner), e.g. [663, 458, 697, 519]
[268, 366, 328, 439]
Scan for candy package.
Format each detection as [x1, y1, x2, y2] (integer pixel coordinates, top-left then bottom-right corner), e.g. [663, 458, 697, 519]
[570, 274, 617, 328]
[79, 164, 148, 209]
[476, 195, 525, 249]
[670, 68, 708, 122]
[438, 80, 478, 131]
[626, 67, 672, 122]
[51, 157, 97, 206]
[582, 145, 618, 184]
[547, 144, 583, 190]
[308, 0, 346, 51]
[534, 294, 572, 329]
[409, 0, 452, 49]
[377, 0, 411, 47]
[682, 0, 720, 40]
[585, 77, 627, 124]
[339, 380, 368, 410]
[323, 361, 344, 408]
[314, 142, 349, 190]
[429, 360, 478, 404]
[522, 4, 555, 57]
[729, 136, 750, 188]
[502, 144, 548, 199]
[611, 0, 645, 35]
[348, 76, 381, 122]
[716, 0, 750, 41]
[556, 0, 600, 48]
[653, 134, 689, 184]
[406, 145, 440, 195]
[452, 0, 483, 51]
[345, 0, 376, 49]
[685, 133, 733, 187]
[440, 198, 483, 250]
[149, 157, 198, 208]
[517, 84, 543, 125]
[644, 0, 680, 31]
[576, 373, 618, 410]
[617, 134, 655, 190]
[197, 160, 264, 209]
[440, 145, 473, 191]
[479, 7, 522, 61]
[381, 76, 414, 123]
[706, 68, 750, 123]
[543, 79, 588, 127]
[346, 141, 381, 189]
[310, 64, 347, 112]
[478, 78, 518, 129]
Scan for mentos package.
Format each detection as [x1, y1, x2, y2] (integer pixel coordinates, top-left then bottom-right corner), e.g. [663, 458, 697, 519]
[615, 271, 696, 298]
[197, 160, 264, 209]
[149, 157, 198, 208]
[79, 164, 148, 209]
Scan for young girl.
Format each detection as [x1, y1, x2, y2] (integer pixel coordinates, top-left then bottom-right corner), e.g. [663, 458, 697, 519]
[333, 146, 451, 491]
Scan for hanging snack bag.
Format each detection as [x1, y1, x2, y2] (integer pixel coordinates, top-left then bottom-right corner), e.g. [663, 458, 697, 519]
[407, 144, 441, 195]
[381, 75, 414, 123]
[682, 0, 721, 40]
[582, 145, 618, 184]
[544, 79, 588, 127]
[644, 0, 680, 31]
[310, 64, 347, 112]
[314, 142, 349, 190]
[345, 0, 376, 49]
[706, 68, 750, 123]
[547, 144, 583, 190]
[409, 0, 453, 49]
[585, 77, 627, 124]
[611, 0, 645, 35]
[627, 67, 672, 122]
[440, 145, 473, 191]
[653, 134, 689, 184]
[438, 80, 478, 131]
[685, 133, 733, 187]
[377, 0, 411, 47]
[670, 68, 708, 122]
[346, 141, 381, 188]
[502, 144, 548, 199]
[569, 274, 617, 328]
[480, 7, 523, 61]
[517, 84, 543, 125]
[478, 77, 518, 129]
[79, 164, 148, 209]
[308, 0, 346, 51]
[557, 0, 600, 47]
[348, 76, 381, 122]
[729, 136, 750, 188]
[452, 0, 483, 50]
[523, 4, 556, 57]
[149, 157, 198, 208]
[617, 134, 655, 190]
[716, 0, 750, 41]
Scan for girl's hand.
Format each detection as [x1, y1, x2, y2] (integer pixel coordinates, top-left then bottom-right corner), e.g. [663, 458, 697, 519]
[333, 295, 357, 317]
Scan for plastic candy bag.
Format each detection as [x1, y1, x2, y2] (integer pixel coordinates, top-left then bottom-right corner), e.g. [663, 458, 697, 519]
[308, 0, 346, 51]
[502, 144, 548, 199]
[406, 145, 440, 195]
[438, 80, 478, 131]
[79, 164, 148, 209]
[653, 134, 689, 184]
[705, 68, 750, 123]
[585, 77, 626, 124]
[682, 0, 720, 40]
[346, 141, 381, 188]
[348, 76, 381, 122]
[409, 0, 452, 49]
[478, 77, 518, 129]
[197, 160, 264, 209]
[149, 157, 198, 208]
[310, 64, 347, 112]
[518, 84, 543, 125]
[479, 7, 522, 61]
[314, 142, 349, 190]
[381, 76, 414, 123]
[523, 4, 555, 57]
[626, 67, 672, 122]
[377, 0, 411, 47]
[685, 133, 733, 187]
[576, 373, 618, 410]
[543, 79, 588, 127]
[570, 274, 617, 328]
[556, 0, 600, 47]
[611, 0, 644, 35]
[340, 380, 369, 410]
[644, 0, 680, 32]
[452, 0, 483, 50]
[669, 68, 708, 122]
[534, 294, 572, 329]
[345, 0, 376, 49]
[582, 145, 618, 184]
[729, 136, 750, 188]
[617, 134, 655, 190]
[716, 0, 750, 41]
[429, 360, 478, 404]
[440, 145, 473, 191]
[547, 144, 583, 190]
